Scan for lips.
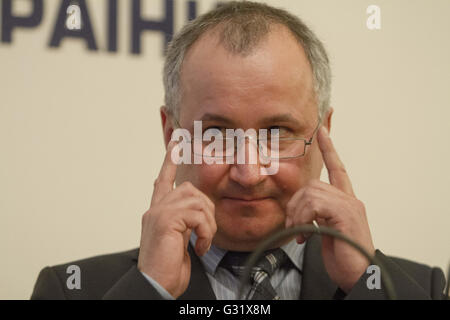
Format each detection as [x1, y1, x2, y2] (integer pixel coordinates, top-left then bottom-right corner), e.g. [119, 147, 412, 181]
[222, 196, 271, 202]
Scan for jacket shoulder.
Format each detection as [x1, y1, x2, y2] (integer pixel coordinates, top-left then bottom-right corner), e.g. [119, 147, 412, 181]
[31, 248, 139, 300]
[387, 254, 446, 298]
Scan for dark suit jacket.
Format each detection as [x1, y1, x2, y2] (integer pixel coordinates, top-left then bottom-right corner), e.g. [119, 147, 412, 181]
[30, 235, 446, 300]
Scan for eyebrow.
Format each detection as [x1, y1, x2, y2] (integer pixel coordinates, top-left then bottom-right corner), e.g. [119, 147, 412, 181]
[259, 114, 304, 128]
[199, 113, 304, 128]
[199, 113, 235, 125]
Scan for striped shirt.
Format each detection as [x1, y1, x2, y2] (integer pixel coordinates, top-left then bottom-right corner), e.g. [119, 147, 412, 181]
[141, 234, 305, 300]
[190, 233, 305, 300]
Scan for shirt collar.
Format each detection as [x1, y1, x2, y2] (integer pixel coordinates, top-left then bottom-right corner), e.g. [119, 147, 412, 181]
[190, 233, 305, 276]
[190, 233, 227, 275]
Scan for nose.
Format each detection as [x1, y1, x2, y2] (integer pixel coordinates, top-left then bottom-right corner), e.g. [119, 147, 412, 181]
[228, 137, 267, 188]
[229, 162, 265, 188]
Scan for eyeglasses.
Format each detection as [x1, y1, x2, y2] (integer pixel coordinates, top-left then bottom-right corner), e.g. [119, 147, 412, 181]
[172, 116, 322, 161]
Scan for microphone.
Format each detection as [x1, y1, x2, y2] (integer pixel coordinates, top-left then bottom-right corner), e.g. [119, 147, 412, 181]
[237, 223, 398, 300]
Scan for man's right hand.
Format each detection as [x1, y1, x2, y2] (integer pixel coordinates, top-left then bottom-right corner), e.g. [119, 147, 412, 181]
[137, 141, 217, 299]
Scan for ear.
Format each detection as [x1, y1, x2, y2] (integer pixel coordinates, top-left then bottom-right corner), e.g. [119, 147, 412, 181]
[160, 106, 174, 149]
[324, 107, 334, 133]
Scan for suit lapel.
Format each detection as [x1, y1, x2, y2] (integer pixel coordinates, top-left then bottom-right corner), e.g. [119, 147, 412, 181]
[130, 246, 216, 300]
[300, 234, 338, 300]
[179, 245, 217, 300]
[181, 237, 338, 300]
[131, 235, 337, 300]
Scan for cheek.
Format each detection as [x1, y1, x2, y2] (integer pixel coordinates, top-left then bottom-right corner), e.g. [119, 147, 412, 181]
[176, 163, 228, 197]
[274, 152, 323, 203]
[273, 163, 303, 203]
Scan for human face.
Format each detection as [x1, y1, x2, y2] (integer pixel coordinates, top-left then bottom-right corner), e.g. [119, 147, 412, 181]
[162, 25, 331, 251]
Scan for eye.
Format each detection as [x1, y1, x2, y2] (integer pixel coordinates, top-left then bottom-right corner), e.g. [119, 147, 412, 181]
[205, 126, 223, 131]
[204, 126, 227, 136]
[268, 126, 291, 137]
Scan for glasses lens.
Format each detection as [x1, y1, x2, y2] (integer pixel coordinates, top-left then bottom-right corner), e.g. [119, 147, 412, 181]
[194, 137, 235, 159]
[194, 137, 307, 160]
[260, 139, 306, 159]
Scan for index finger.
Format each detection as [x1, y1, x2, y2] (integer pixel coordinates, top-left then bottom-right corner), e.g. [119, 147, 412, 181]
[151, 141, 179, 205]
[317, 126, 355, 196]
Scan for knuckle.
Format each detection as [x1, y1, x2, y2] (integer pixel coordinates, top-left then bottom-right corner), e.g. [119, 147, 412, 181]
[207, 197, 215, 209]
[309, 179, 322, 188]
[286, 201, 294, 212]
[200, 195, 209, 207]
[337, 164, 347, 174]
[180, 181, 195, 193]
[304, 187, 316, 199]
[182, 181, 193, 188]
[307, 198, 319, 212]
[206, 227, 214, 239]
[356, 199, 366, 212]
[196, 199, 208, 211]
[141, 210, 151, 226]
[287, 201, 297, 215]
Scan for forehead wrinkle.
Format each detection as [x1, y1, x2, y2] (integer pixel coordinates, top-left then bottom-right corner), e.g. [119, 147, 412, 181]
[179, 23, 317, 126]
[181, 26, 311, 94]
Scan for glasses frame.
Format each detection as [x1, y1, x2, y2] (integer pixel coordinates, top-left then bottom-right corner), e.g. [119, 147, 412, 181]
[172, 115, 323, 160]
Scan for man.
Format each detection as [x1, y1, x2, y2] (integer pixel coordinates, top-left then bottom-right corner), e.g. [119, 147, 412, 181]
[31, 1, 446, 300]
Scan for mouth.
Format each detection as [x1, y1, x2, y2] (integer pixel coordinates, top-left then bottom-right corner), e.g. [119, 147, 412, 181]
[222, 197, 272, 204]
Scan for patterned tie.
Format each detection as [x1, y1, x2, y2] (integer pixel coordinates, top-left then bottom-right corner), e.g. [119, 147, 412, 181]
[220, 248, 288, 300]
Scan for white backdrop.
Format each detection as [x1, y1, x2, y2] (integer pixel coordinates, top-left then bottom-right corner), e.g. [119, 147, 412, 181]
[0, 0, 449, 299]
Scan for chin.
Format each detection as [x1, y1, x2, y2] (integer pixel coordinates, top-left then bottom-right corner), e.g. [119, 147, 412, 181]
[213, 206, 285, 251]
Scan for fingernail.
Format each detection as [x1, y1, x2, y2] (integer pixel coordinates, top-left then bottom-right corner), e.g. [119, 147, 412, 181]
[203, 240, 211, 252]
[201, 240, 211, 255]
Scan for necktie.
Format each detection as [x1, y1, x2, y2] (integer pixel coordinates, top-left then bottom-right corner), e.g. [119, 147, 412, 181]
[220, 248, 288, 300]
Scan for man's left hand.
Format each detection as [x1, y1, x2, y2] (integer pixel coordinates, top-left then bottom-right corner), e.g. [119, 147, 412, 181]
[285, 126, 375, 293]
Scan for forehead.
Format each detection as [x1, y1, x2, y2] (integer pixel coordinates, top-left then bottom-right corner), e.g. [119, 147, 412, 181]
[179, 24, 317, 127]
